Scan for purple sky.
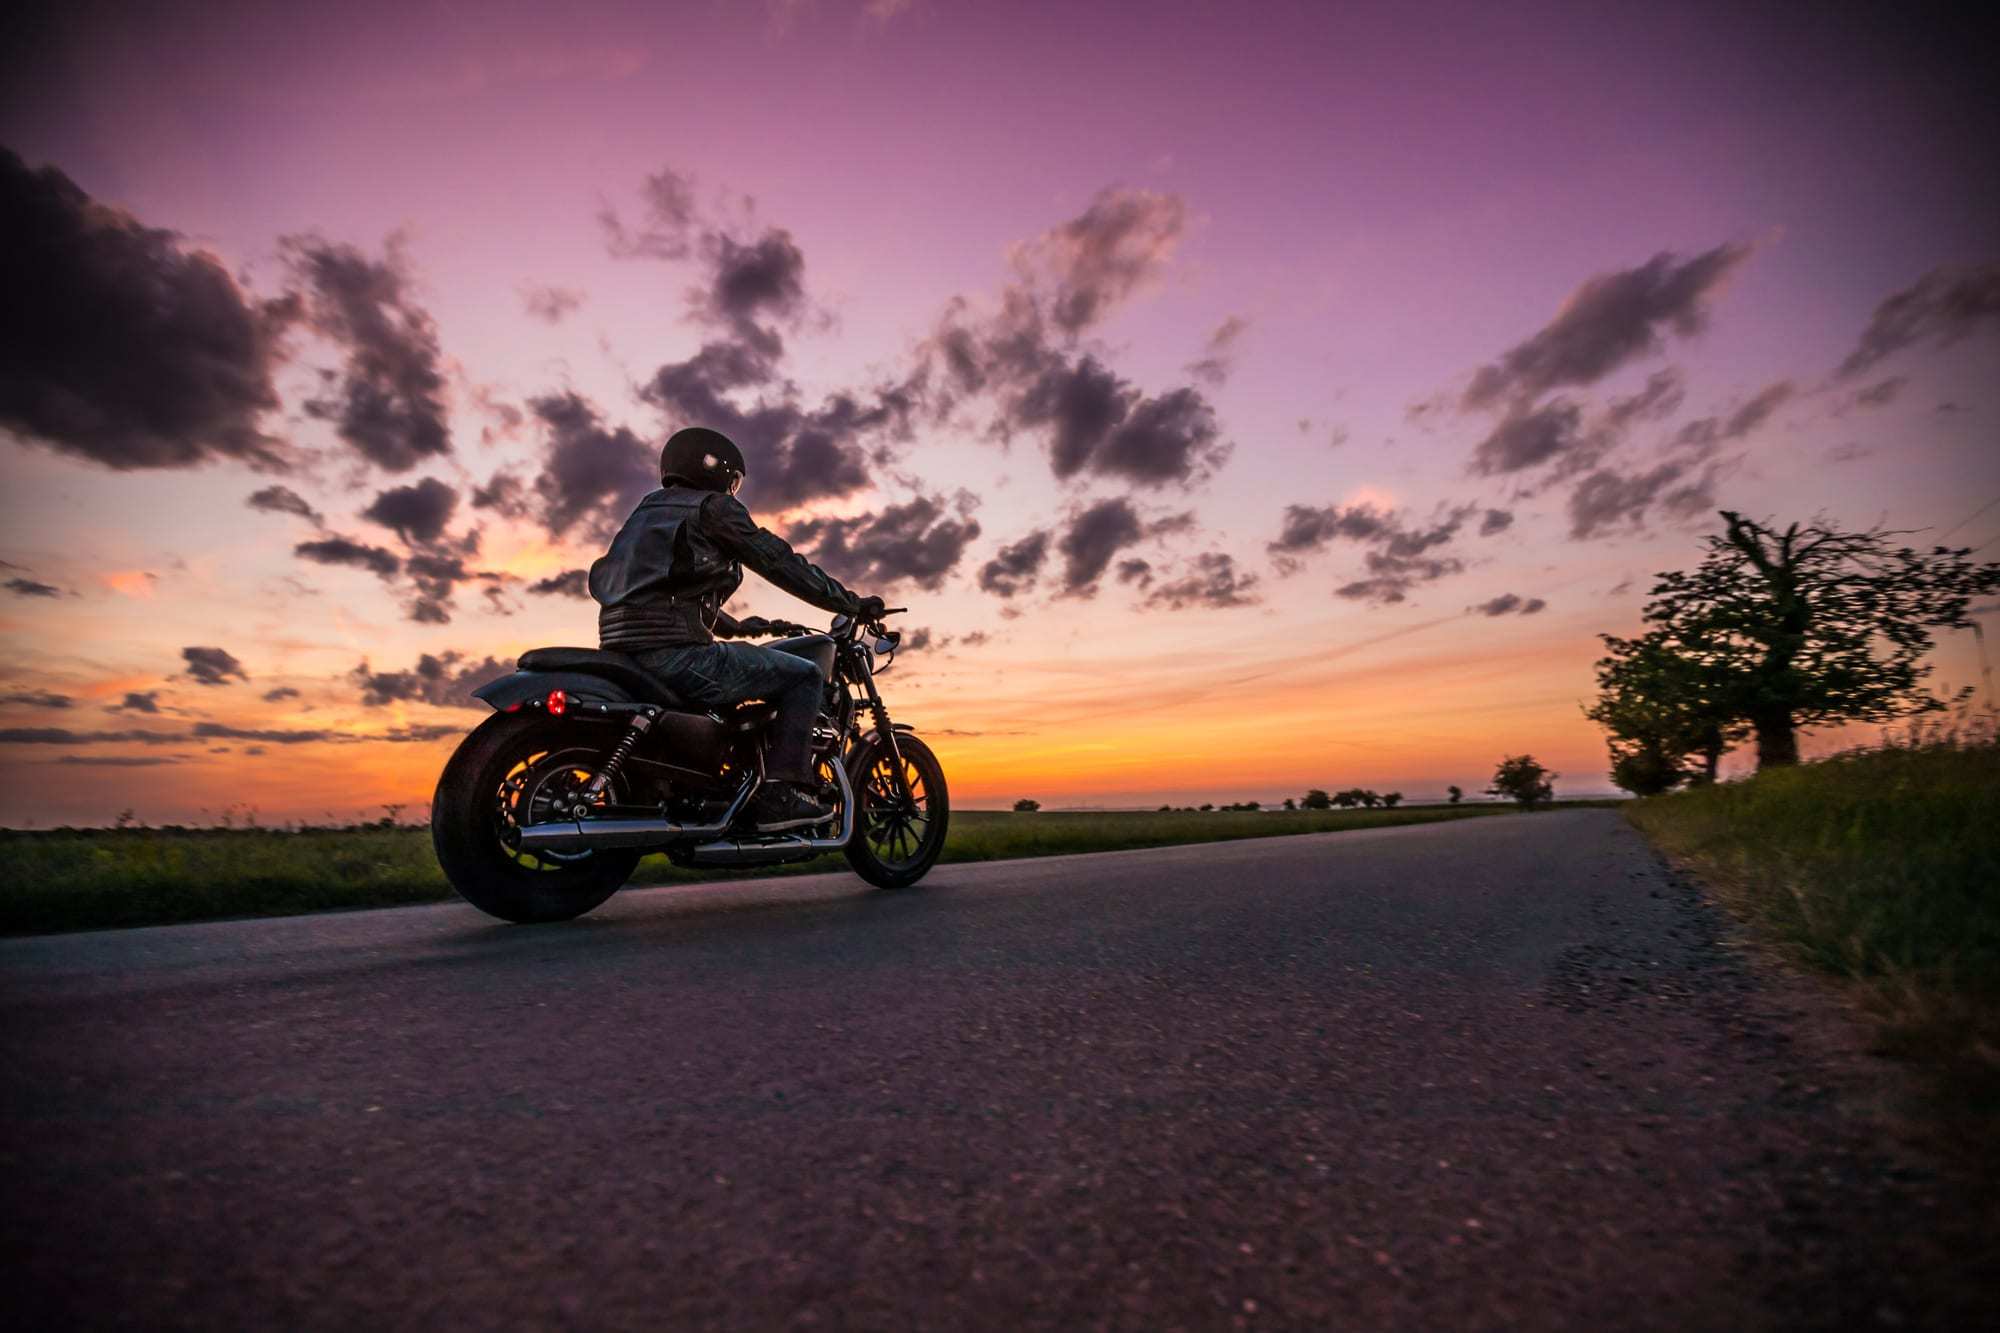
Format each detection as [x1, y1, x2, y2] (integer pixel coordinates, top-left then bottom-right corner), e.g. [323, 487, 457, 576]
[2, 0, 1996, 824]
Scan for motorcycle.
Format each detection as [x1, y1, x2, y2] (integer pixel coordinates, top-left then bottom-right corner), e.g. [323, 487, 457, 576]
[430, 609, 947, 923]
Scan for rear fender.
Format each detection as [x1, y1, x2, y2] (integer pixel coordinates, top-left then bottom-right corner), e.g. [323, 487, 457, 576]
[471, 670, 638, 712]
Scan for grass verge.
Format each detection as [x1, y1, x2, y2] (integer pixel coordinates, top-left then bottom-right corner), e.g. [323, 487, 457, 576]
[1626, 741, 2000, 1116]
[0, 803, 1581, 935]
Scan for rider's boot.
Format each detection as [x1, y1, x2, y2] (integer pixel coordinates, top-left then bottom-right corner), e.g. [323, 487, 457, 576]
[749, 780, 833, 832]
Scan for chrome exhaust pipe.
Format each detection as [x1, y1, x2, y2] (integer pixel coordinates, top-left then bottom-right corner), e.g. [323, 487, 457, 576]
[515, 775, 760, 852]
[682, 761, 856, 867]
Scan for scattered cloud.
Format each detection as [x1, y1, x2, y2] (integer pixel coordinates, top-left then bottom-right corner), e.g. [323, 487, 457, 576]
[1854, 376, 1906, 408]
[1009, 187, 1187, 338]
[1057, 498, 1146, 595]
[5, 577, 61, 598]
[978, 529, 1051, 597]
[527, 569, 589, 597]
[0, 691, 72, 709]
[295, 534, 402, 579]
[1836, 262, 2000, 380]
[110, 691, 161, 713]
[521, 284, 585, 324]
[1185, 315, 1248, 386]
[1566, 457, 1719, 540]
[284, 234, 452, 471]
[600, 166, 699, 261]
[360, 476, 459, 546]
[1479, 508, 1515, 536]
[525, 391, 658, 537]
[351, 651, 510, 709]
[262, 686, 301, 702]
[1671, 379, 1793, 448]
[56, 755, 183, 767]
[182, 646, 248, 687]
[246, 484, 324, 525]
[1469, 593, 1547, 616]
[787, 494, 982, 591]
[1461, 244, 1751, 410]
[1469, 398, 1583, 476]
[1142, 553, 1258, 610]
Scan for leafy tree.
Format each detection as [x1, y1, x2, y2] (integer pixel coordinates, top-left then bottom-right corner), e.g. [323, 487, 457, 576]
[1012, 798, 1041, 812]
[1587, 631, 1747, 793]
[1634, 512, 1999, 769]
[1446, 785, 1462, 804]
[1282, 797, 1296, 811]
[1488, 755, 1556, 808]
[1382, 792, 1402, 808]
[1300, 789, 1332, 810]
[1198, 802, 1214, 812]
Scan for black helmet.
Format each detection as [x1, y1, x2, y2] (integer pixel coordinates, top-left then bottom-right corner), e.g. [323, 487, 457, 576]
[660, 426, 746, 494]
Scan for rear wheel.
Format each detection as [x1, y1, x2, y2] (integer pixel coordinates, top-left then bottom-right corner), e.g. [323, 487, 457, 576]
[431, 713, 641, 923]
[843, 732, 949, 889]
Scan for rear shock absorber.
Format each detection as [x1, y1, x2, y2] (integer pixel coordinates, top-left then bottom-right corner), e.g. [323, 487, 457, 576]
[582, 711, 654, 801]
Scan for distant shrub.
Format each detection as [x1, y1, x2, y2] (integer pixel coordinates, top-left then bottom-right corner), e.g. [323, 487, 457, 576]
[1012, 798, 1041, 813]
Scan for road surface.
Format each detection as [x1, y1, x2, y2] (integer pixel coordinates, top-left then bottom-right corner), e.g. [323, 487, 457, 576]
[1, 811, 1987, 1329]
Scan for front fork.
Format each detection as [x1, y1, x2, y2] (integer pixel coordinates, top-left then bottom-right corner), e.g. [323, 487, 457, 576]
[854, 668, 914, 804]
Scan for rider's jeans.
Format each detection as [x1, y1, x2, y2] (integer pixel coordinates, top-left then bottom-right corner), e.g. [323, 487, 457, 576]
[635, 642, 823, 783]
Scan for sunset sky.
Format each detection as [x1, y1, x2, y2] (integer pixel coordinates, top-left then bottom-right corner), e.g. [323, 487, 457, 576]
[2, 0, 1996, 826]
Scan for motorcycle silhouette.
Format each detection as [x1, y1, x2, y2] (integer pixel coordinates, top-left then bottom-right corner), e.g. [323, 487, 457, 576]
[430, 610, 946, 922]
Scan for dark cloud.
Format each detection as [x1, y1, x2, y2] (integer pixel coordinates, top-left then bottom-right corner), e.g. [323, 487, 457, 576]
[111, 691, 160, 713]
[246, 484, 323, 525]
[1836, 263, 2000, 379]
[1479, 508, 1515, 536]
[1013, 187, 1187, 337]
[900, 627, 933, 651]
[1115, 557, 1153, 588]
[0, 727, 183, 744]
[1185, 315, 1247, 387]
[1142, 553, 1259, 610]
[262, 686, 301, 702]
[786, 495, 982, 591]
[1057, 498, 1145, 595]
[1272, 501, 1476, 604]
[1603, 368, 1687, 429]
[56, 755, 182, 767]
[361, 476, 459, 546]
[0, 148, 293, 472]
[526, 392, 658, 537]
[1469, 398, 1584, 475]
[1673, 380, 1794, 449]
[527, 569, 589, 597]
[521, 285, 584, 324]
[1470, 593, 1547, 617]
[6, 577, 60, 598]
[978, 529, 1051, 597]
[470, 469, 531, 519]
[700, 229, 808, 355]
[1, 690, 72, 708]
[192, 721, 333, 745]
[295, 535, 402, 579]
[1462, 244, 1751, 410]
[351, 651, 509, 710]
[182, 646, 247, 687]
[600, 166, 698, 261]
[1567, 459, 1719, 540]
[1855, 377, 1907, 408]
[285, 236, 451, 471]
[1009, 355, 1228, 488]
[958, 630, 991, 647]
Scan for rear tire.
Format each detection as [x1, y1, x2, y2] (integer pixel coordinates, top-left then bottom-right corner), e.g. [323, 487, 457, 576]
[431, 713, 641, 923]
[844, 732, 949, 889]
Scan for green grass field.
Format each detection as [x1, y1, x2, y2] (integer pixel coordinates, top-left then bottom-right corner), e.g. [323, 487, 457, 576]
[0, 803, 1560, 935]
[1627, 740, 2000, 1110]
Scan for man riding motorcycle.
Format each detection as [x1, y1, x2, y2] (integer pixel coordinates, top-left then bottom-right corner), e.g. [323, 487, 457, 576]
[587, 426, 885, 831]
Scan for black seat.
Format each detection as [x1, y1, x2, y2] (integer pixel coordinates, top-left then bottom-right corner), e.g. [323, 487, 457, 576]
[517, 647, 687, 707]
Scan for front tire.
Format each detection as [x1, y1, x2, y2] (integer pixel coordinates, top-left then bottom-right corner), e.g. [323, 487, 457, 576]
[431, 713, 641, 923]
[844, 732, 949, 889]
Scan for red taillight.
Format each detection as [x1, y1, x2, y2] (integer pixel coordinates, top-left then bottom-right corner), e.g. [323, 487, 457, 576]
[546, 688, 567, 716]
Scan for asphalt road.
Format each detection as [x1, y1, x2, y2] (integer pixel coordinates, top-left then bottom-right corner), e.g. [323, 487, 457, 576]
[2, 811, 1989, 1330]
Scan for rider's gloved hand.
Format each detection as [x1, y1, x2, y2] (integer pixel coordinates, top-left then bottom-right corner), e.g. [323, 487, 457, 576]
[767, 619, 810, 637]
[733, 615, 772, 637]
[854, 595, 887, 623]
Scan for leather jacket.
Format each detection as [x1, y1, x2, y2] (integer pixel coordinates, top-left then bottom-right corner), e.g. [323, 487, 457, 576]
[589, 486, 862, 649]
